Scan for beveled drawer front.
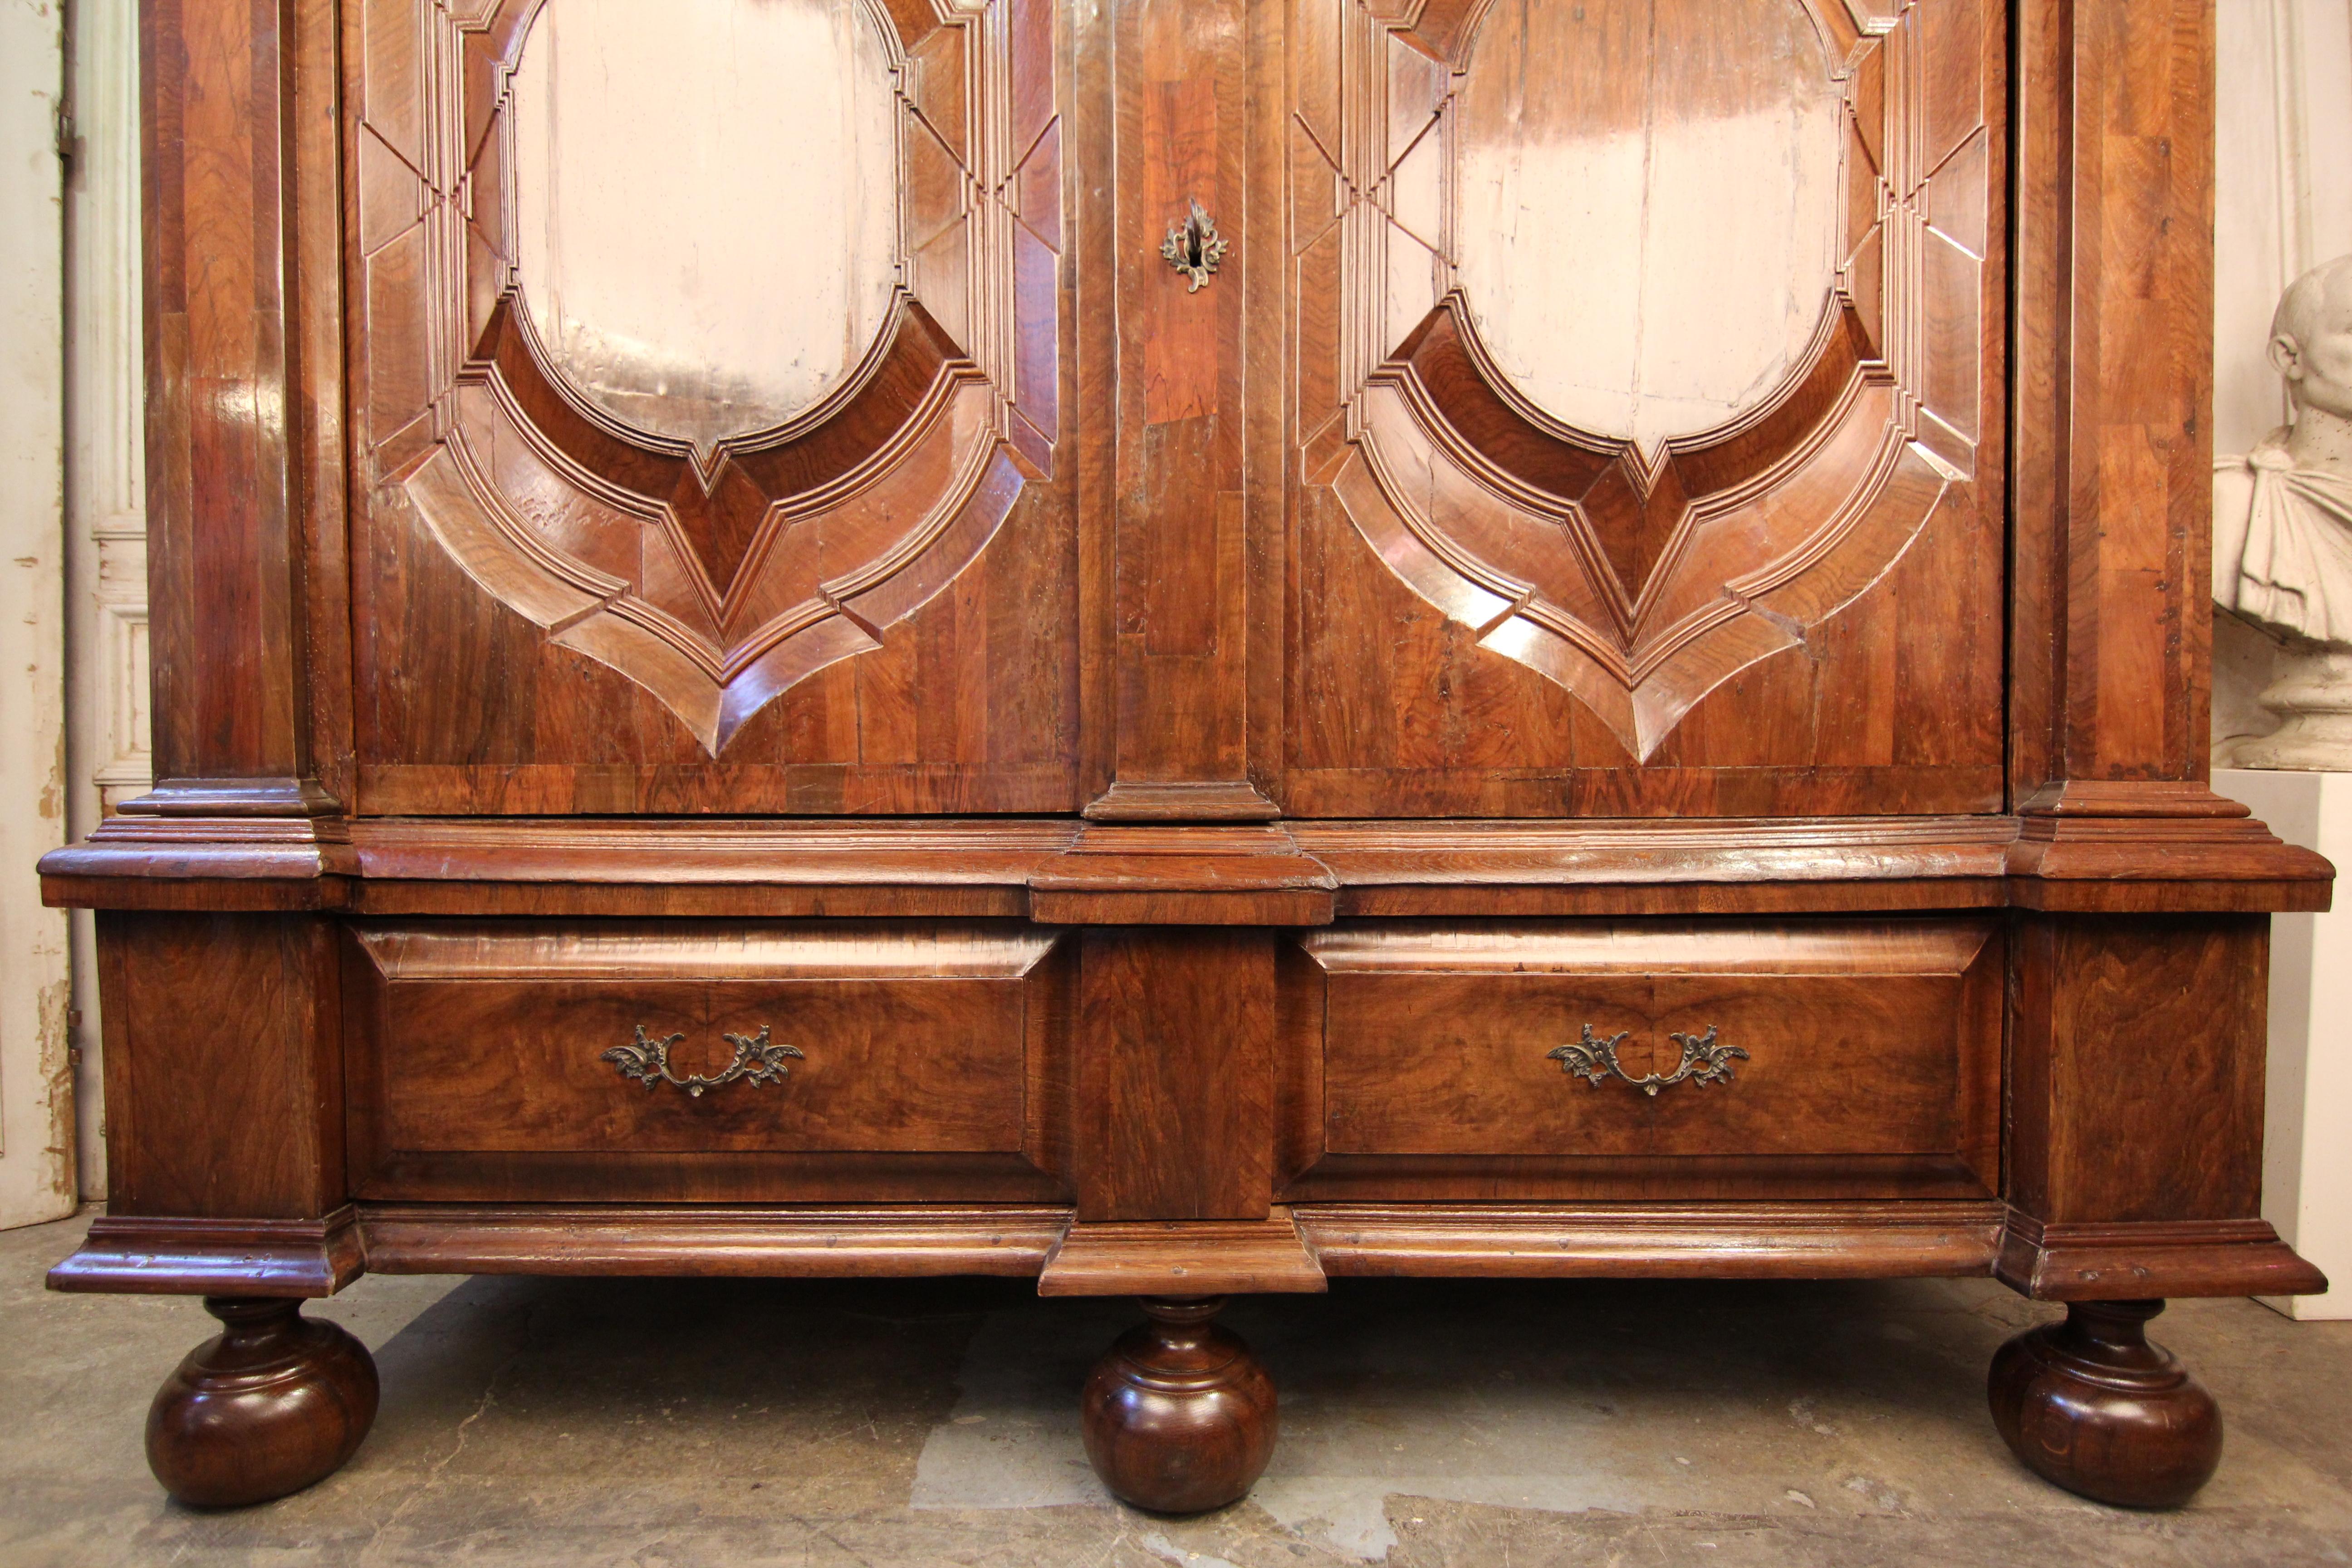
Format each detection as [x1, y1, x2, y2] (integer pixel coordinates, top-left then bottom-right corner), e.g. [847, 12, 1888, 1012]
[1287, 921, 2000, 1200]
[346, 922, 1070, 1202]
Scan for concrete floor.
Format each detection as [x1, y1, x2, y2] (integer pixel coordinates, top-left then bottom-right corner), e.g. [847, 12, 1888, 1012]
[3, 1213, 2350, 1567]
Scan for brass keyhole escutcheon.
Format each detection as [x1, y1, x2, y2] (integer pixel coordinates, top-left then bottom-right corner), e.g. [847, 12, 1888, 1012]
[1161, 198, 1228, 292]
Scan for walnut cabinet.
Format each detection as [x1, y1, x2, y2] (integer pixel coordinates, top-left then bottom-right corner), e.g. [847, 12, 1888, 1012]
[46, 0, 2332, 1513]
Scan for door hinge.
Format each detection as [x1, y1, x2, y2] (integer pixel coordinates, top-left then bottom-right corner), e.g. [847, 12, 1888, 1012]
[54, 102, 76, 172]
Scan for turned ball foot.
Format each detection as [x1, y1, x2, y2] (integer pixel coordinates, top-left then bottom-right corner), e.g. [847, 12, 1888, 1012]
[1989, 1298, 2221, 1509]
[1081, 1296, 1277, 1513]
[147, 1297, 381, 1508]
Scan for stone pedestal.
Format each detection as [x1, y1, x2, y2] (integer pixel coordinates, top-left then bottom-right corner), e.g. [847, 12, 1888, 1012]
[2217, 768, 2352, 1320]
[2222, 645, 2352, 769]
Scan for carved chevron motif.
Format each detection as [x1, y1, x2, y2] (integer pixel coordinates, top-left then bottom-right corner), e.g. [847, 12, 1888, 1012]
[1297, 0, 1989, 762]
[354, 0, 1061, 755]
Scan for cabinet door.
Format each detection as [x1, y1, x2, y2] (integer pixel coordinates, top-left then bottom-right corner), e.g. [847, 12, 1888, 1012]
[346, 0, 1075, 813]
[1282, 0, 2007, 816]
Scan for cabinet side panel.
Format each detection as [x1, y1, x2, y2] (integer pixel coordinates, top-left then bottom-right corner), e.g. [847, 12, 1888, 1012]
[102, 913, 343, 1217]
[2010, 915, 2266, 1223]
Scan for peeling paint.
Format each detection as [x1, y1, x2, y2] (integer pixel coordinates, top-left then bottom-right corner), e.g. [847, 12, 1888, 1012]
[38, 731, 64, 821]
[35, 973, 77, 1202]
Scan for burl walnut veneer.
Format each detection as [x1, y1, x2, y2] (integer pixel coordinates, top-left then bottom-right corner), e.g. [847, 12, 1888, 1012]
[46, 0, 2329, 1514]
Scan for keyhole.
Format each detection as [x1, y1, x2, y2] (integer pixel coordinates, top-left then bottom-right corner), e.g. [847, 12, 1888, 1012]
[1163, 199, 1223, 291]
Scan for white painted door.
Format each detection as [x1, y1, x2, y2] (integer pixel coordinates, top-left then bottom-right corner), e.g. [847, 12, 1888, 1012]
[0, 0, 77, 1228]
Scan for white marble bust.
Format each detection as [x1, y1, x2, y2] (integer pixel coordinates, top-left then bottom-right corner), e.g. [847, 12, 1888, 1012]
[2214, 256, 2352, 769]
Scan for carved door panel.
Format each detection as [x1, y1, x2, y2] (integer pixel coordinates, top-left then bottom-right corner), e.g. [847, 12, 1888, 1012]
[347, 0, 1074, 813]
[1282, 0, 2008, 816]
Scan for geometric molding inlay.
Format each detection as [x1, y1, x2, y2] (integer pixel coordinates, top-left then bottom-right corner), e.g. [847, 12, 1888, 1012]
[1295, 0, 1989, 760]
[354, 0, 1060, 752]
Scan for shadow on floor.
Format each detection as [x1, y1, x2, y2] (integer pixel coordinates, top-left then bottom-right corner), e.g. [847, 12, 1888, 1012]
[4, 1214, 2349, 1567]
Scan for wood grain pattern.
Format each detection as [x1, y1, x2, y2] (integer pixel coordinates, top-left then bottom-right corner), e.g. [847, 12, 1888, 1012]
[1030, 823, 1337, 924]
[344, 921, 1072, 1202]
[1989, 1301, 2222, 1509]
[1996, 1213, 2328, 1302]
[1081, 1297, 1279, 1513]
[1296, 1200, 2006, 1278]
[43, 808, 2334, 918]
[144, 1298, 380, 1508]
[1280, 0, 2008, 812]
[1290, 920, 2000, 1191]
[1040, 1210, 1327, 1295]
[345, 0, 1077, 808]
[101, 913, 346, 1220]
[2010, 0, 2217, 794]
[1074, 928, 1274, 1221]
[143, 0, 323, 785]
[1087, 0, 1269, 818]
[358, 1203, 1071, 1277]
[2008, 914, 2269, 1226]
[48, 1209, 365, 1298]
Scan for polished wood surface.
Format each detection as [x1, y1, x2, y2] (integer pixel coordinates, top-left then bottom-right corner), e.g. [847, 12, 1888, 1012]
[46, 810, 2333, 916]
[1079, 1298, 1277, 1514]
[1074, 928, 1273, 1220]
[145, 1298, 379, 1508]
[50, 1209, 363, 1298]
[1042, 1211, 1326, 1296]
[1298, 1200, 2008, 1279]
[2009, 915, 2265, 1225]
[1086, 0, 1271, 818]
[1996, 1213, 2326, 1302]
[1298, 921, 1999, 1184]
[1283, 0, 2007, 815]
[358, 1204, 1071, 1278]
[2011, 0, 2219, 793]
[58, 0, 2333, 1520]
[100, 914, 345, 1220]
[1988, 1300, 2223, 1509]
[345, 0, 1077, 813]
[345, 921, 1073, 1202]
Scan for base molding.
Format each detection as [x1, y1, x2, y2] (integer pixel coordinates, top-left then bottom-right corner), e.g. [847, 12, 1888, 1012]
[47, 1209, 365, 1297]
[1041, 1212, 1327, 1296]
[1996, 1214, 2329, 1300]
[1295, 1201, 2008, 1277]
[358, 1205, 1071, 1277]
[43, 1203, 2333, 1303]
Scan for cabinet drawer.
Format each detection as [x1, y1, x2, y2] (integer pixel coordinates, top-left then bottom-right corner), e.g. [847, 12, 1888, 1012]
[345, 922, 1070, 1201]
[1286, 921, 2000, 1200]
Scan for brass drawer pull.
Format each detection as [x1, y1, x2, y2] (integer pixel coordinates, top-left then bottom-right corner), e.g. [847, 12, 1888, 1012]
[1548, 1024, 1747, 1097]
[1161, 198, 1228, 292]
[601, 1025, 803, 1098]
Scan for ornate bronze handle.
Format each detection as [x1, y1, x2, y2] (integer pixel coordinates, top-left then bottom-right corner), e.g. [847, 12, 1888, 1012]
[1161, 198, 1228, 292]
[600, 1025, 803, 1098]
[1548, 1024, 1747, 1096]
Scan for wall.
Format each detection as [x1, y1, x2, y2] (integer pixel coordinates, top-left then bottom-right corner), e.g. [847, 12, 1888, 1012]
[0, 0, 76, 1228]
[60, 0, 149, 1204]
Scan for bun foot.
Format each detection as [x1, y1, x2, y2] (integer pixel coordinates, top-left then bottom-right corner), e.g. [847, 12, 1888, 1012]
[147, 1297, 381, 1508]
[1081, 1296, 1277, 1513]
[1988, 1298, 2221, 1509]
